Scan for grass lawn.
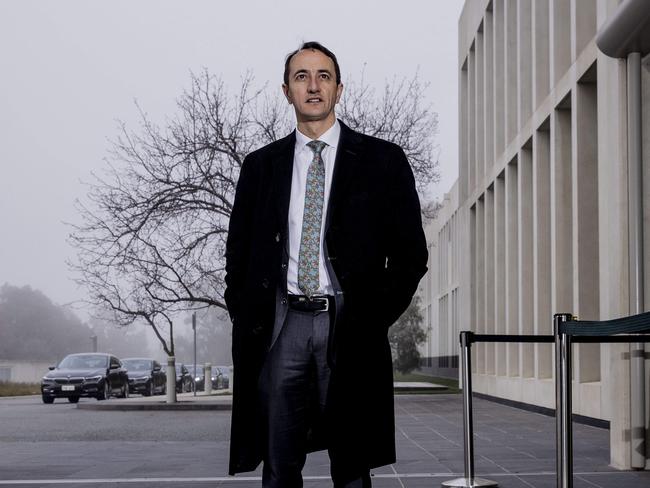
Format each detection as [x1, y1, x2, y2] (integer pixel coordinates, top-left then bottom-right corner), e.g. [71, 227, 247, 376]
[393, 372, 460, 394]
[0, 381, 40, 397]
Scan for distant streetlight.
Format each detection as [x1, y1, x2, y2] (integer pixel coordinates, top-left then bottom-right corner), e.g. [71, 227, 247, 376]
[90, 335, 98, 352]
[192, 313, 197, 397]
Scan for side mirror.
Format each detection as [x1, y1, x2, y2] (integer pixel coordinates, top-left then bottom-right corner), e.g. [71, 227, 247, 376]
[48, 366, 55, 371]
[110, 364, 119, 370]
[153, 366, 161, 372]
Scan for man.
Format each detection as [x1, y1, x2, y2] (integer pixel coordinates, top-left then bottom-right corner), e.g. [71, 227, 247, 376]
[225, 41, 428, 488]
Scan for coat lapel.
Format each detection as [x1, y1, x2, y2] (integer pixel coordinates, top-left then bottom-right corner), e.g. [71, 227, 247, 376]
[325, 121, 363, 230]
[272, 131, 296, 232]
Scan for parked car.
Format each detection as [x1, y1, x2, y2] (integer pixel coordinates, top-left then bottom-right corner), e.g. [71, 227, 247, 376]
[41, 353, 128, 404]
[215, 365, 231, 389]
[210, 366, 224, 390]
[122, 358, 166, 396]
[186, 364, 204, 392]
[161, 363, 192, 393]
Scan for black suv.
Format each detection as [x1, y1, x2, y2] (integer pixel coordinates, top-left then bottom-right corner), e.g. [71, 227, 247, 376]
[41, 353, 129, 404]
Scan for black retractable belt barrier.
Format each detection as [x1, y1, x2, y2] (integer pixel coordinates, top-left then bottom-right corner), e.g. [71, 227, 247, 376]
[442, 331, 554, 488]
[554, 310, 650, 488]
[442, 311, 650, 488]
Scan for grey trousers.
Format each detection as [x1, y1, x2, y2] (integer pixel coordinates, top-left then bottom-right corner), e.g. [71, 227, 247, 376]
[258, 307, 371, 488]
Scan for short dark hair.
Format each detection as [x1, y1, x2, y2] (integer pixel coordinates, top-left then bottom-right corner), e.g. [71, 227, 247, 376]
[283, 41, 341, 85]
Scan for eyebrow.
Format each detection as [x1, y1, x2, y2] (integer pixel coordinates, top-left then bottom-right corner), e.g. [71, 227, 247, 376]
[293, 69, 332, 77]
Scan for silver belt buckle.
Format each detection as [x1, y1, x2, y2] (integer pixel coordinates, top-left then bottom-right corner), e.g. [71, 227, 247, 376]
[312, 295, 329, 312]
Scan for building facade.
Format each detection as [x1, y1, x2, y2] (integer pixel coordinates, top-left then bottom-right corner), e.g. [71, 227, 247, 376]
[421, 0, 650, 469]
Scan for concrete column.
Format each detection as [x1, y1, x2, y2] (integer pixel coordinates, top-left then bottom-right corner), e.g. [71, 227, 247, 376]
[533, 127, 552, 379]
[551, 104, 573, 315]
[533, 0, 550, 108]
[166, 356, 177, 404]
[476, 30, 485, 180]
[495, 173, 507, 377]
[505, 0, 518, 145]
[506, 159, 520, 377]
[460, 62, 469, 201]
[475, 198, 486, 374]
[518, 146, 534, 378]
[596, 50, 630, 469]
[485, 187, 495, 375]
[469, 45, 477, 193]
[571, 0, 597, 64]
[493, 0, 505, 157]
[203, 363, 212, 396]
[551, 0, 571, 85]
[484, 9, 495, 168]
[518, 0, 533, 127]
[573, 72, 601, 392]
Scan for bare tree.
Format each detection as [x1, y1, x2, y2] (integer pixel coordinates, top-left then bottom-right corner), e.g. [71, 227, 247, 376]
[69, 69, 439, 356]
[338, 69, 439, 194]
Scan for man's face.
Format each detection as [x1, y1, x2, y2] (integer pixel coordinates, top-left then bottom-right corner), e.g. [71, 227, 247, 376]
[283, 49, 343, 125]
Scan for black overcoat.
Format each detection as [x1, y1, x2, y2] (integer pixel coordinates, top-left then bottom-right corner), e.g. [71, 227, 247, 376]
[225, 121, 428, 475]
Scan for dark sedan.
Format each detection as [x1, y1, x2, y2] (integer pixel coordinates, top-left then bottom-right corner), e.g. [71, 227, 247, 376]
[161, 363, 192, 393]
[41, 353, 129, 404]
[122, 358, 166, 396]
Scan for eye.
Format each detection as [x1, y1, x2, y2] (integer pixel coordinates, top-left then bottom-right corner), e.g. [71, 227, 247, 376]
[295, 73, 307, 81]
[320, 73, 330, 80]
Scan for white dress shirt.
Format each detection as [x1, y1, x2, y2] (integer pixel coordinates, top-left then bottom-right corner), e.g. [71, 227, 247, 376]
[286, 119, 341, 296]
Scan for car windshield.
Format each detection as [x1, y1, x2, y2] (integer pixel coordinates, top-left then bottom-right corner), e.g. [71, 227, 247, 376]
[58, 354, 108, 369]
[122, 359, 152, 371]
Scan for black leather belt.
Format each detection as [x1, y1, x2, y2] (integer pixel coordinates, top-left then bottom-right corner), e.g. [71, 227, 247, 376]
[287, 295, 333, 313]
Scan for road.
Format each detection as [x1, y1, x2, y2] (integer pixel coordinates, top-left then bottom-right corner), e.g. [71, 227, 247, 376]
[0, 394, 240, 487]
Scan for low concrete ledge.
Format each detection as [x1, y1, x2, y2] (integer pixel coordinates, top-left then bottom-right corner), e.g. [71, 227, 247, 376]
[77, 392, 233, 411]
[77, 401, 232, 411]
[393, 381, 448, 393]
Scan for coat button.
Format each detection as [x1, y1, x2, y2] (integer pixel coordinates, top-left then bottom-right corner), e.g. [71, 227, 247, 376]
[252, 325, 263, 336]
[281, 298, 287, 305]
[281, 263, 287, 269]
[275, 233, 281, 242]
[261, 278, 269, 289]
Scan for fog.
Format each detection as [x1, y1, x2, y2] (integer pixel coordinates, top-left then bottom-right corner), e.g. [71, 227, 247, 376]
[0, 0, 463, 357]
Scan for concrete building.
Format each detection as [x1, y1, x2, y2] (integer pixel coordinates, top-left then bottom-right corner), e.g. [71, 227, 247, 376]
[420, 0, 650, 470]
[0, 360, 52, 384]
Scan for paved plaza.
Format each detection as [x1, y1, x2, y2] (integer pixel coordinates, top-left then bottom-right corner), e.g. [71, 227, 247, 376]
[0, 393, 649, 487]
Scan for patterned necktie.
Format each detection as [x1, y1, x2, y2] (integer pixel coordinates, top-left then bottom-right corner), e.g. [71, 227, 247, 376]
[298, 140, 327, 298]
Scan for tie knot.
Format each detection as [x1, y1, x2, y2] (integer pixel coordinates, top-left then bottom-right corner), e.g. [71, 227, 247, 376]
[307, 140, 327, 156]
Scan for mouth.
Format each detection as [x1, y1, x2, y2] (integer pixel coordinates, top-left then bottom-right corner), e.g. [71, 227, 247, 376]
[306, 97, 322, 103]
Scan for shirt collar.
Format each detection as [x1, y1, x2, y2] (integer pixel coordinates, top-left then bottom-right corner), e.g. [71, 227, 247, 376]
[295, 119, 341, 152]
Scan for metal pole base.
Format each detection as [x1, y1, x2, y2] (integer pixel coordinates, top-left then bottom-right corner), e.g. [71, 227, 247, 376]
[441, 477, 499, 487]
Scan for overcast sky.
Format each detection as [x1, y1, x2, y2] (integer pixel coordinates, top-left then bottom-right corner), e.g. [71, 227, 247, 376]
[0, 0, 463, 317]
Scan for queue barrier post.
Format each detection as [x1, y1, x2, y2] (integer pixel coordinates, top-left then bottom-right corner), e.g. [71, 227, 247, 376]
[442, 331, 498, 488]
[554, 313, 574, 488]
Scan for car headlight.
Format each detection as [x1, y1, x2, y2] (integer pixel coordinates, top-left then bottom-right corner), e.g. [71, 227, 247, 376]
[41, 377, 54, 383]
[84, 375, 103, 382]
[134, 376, 150, 382]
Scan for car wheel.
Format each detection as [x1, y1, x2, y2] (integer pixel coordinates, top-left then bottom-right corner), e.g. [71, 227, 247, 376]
[42, 395, 54, 404]
[97, 381, 110, 401]
[161, 381, 166, 395]
[119, 382, 128, 399]
[143, 381, 153, 397]
[67, 396, 80, 404]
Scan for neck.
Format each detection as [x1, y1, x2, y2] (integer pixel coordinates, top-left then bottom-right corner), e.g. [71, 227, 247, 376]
[297, 115, 336, 139]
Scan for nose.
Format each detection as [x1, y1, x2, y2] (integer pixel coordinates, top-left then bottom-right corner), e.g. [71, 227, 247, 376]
[308, 76, 320, 93]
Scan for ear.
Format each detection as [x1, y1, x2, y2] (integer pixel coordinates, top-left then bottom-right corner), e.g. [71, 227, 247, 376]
[335, 83, 343, 104]
[282, 84, 292, 105]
